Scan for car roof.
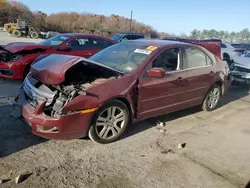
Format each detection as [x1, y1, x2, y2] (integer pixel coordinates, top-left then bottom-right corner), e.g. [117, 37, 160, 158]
[57, 33, 114, 40]
[115, 33, 145, 36]
[124, 39, 194, 48]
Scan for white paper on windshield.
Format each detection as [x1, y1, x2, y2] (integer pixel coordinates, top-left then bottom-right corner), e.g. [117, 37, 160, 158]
[125, 66, 134, 71]
[134, 49, 152, 55]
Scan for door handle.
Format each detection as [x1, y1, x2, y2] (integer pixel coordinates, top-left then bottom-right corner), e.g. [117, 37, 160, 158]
[175, 77, 188, 85]
[176, 77, 183, 82]
[209, 71, 215, 76]
[84, 53, 92, 56]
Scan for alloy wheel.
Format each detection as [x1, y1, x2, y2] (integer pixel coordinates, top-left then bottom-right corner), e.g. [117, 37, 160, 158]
[95, 107, 126, 140]
[207, 87, 220, 109]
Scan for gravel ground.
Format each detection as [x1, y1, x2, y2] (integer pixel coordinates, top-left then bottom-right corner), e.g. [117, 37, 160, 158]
[1, 32, 250, 188]
[0, 31, 43, 45]
[1, 86, 250, 188]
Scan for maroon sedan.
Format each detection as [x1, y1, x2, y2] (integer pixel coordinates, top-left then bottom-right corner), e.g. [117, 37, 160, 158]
[0, 34, 115, 80]
[18, 39, 231, 143]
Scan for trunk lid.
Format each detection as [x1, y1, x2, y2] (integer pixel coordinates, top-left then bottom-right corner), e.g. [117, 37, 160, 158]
[5, 42, 51, 53]
[190, 39, 221, 59]
[31, 54, 122, 85]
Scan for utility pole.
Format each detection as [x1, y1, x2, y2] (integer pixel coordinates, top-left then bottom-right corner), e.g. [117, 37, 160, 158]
[129, 10, 133, 32]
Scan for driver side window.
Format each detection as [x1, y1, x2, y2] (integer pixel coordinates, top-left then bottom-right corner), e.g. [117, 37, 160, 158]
[152, 48, 180, 71]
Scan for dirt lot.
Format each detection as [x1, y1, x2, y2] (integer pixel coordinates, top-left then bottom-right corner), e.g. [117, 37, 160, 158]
[1, 32, 250, 188]
[0, 31, 43, 45]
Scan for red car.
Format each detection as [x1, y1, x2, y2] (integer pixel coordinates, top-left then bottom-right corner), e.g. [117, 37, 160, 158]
[0, 34, 115, 80]
[18, 39, 231, 143]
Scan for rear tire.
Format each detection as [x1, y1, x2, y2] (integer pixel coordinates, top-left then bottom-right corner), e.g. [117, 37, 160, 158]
[88, 100, 130, 144]
[13, 30, 21, 37]
[202, 84, 221, 111]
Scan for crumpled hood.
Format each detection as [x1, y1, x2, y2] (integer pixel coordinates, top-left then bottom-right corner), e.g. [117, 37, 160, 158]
[31, 54, 122, 85]
[5, 42, 51, 53]
[233, 56, 250, 69]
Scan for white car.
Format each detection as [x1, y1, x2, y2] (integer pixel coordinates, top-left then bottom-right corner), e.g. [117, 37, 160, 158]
[230, 53, 250, 84]
[221, 43, 245, 61]
[231, 43, 250, 56]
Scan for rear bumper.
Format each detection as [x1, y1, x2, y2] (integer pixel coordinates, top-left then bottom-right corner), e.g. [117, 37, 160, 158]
[19, 89, 94, 140]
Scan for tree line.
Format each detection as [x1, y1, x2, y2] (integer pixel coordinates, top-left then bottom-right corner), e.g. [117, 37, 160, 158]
[188, 29, 250, 43]
[0, 0, 172, 38]
[0, 0, 249, 42]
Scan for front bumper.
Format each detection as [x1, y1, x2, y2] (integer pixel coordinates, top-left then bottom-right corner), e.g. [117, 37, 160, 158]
[19, 89, 94, 140]
[230, 70, 250, 84]
[0, 62, 22, 79]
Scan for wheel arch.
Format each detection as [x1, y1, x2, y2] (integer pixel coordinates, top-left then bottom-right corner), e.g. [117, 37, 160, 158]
[214, 80, 224, 96]
[113, 97, 134, 123]
[223, 53, 230, 61]
[202, 81, 223, 104]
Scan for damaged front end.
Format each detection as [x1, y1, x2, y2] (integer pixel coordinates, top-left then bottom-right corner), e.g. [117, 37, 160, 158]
[0, 44, 49, 79]
[22, 54, 122, 119]
[23, 73, 117, 118]
[230, 62, 250, 84]
[0, 48, 22, 76]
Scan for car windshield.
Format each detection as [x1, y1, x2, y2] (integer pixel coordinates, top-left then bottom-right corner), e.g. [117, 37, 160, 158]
[40, 35, 70, 46]
[110, 34, 122, 41]
[89, 42, 153, 73]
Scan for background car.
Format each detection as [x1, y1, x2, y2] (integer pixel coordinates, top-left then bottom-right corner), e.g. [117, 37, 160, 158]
[19, 39, 231, 143]
[230, 52, 250, 84]
[110, 33, 145, 42]
[221, 43, 245, 61]
[231, 43, 250, 56]
[0, 33, 116, 80]
[39, 31, 60, 39]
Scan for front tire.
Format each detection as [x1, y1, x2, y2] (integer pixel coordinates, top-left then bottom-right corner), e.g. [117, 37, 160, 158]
[223, 53, 230, 62]
[88, 100, 130, 144]
[202, 84, 221, 111]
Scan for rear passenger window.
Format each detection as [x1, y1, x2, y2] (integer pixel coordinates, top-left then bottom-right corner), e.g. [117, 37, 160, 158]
[91, 38, 113, 49]
[183, 48, 212, 69]
[132, 35, 144, 40]
[126, 35, 134, 40]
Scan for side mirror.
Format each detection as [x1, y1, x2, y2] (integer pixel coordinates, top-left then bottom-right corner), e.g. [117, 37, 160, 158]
[147, 68, 165, 78]
[58, 45, 71, 51]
